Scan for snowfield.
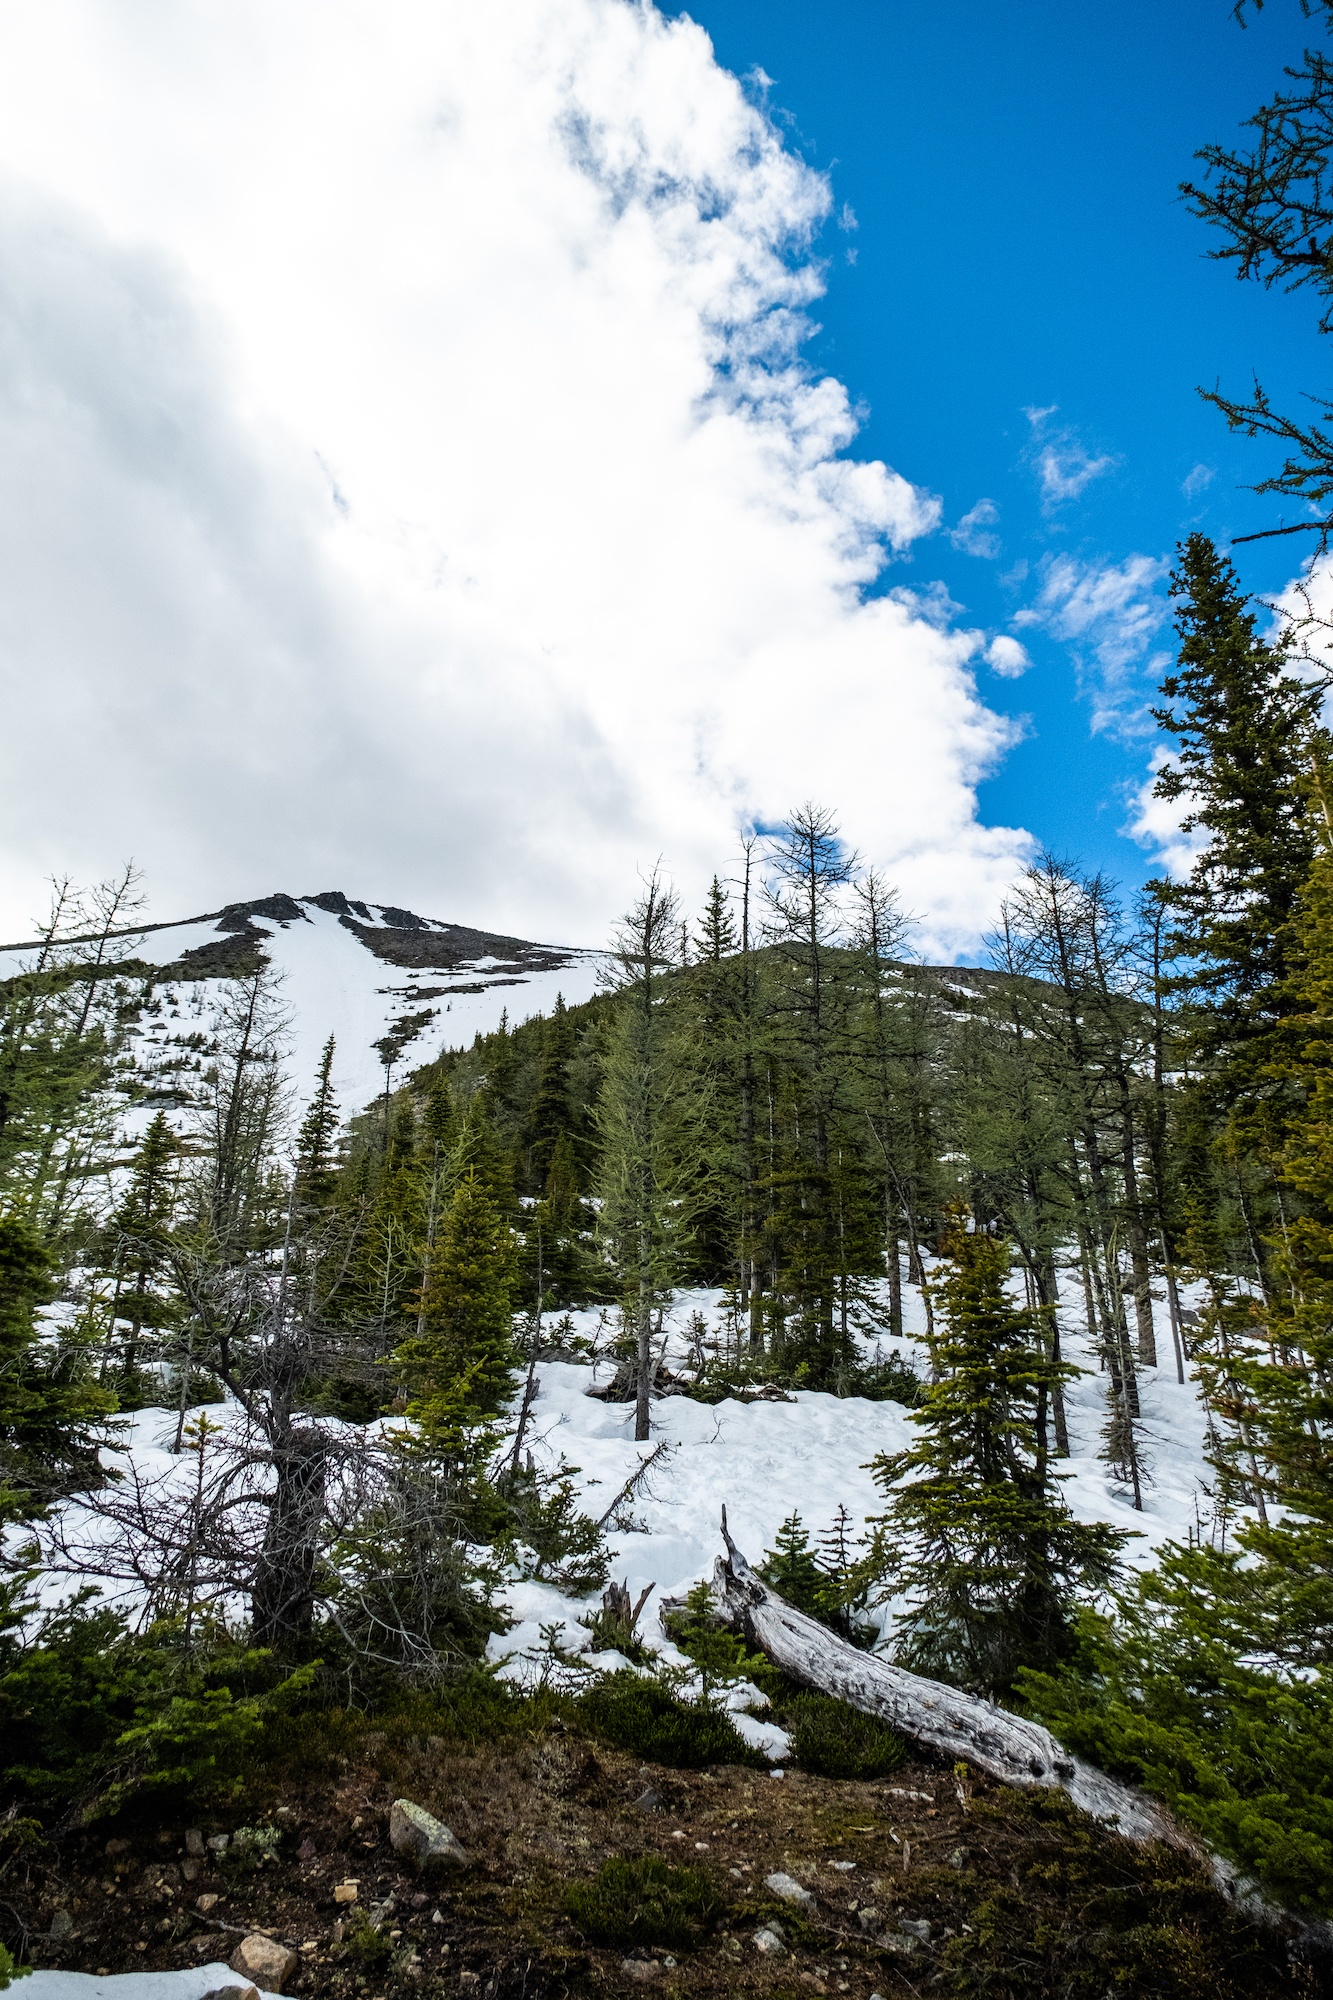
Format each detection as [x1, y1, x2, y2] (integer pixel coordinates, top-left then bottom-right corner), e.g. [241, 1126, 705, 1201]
[0, 893, 606, 1117]
[20, 1280, 1219, 1720]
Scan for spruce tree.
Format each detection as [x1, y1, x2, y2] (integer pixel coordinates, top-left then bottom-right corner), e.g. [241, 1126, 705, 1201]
[1152, 535, 1324, 1107]
[868, 1219, 1125, 1697]
[392, 1172, 519, 1426]
[107, 1111, 180, 1389]
[292, 1034, 341, 1211]
[527, 997, 579, 1190]
[0, 1214, 116, 1514]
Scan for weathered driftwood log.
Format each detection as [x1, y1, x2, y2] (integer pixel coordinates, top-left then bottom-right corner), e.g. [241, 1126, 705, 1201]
[708, 1511, 1330, 1950]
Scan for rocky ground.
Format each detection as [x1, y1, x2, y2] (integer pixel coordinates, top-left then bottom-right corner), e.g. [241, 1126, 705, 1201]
[6, 1720, 1327, 2000]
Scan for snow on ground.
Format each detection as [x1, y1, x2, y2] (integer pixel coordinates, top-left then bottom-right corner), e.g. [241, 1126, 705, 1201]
[486, 1276, 1218, 1700]
[22, 1968, 292, 2000]
[0, 895, 605, 1118]
[13, 1267, 1223, 1776]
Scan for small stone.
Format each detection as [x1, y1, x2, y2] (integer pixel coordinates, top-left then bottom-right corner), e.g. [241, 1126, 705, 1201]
[297, 1838, 317, 1863]
[185, 1830, 205, 1857]
[431, 1909, 445, 1926]
[754, 1924, 786, 1956]
[829, 1860, 856, 1872]
[229, 1932, 298, 1993]
[901, 1918, 931, 1941]
[196, 1894, 220, 1914]
[764, 1872, 816, 1911]
[388, 1799, 468, 1874]
[333, 1881, 359, 1904]
[182, 1860, 200, 1883]
[199, 1986, 260, 2000]
[632, 1787, 661, 1813]
[207, 1835, 229, 1854]
[48, 1909, 74, 1942]
[105, 1838, 132, 1858]
[621, 1960, 662, 1982]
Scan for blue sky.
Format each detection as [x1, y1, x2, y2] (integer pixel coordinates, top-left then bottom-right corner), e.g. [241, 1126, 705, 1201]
[667, 0, 1323, 889]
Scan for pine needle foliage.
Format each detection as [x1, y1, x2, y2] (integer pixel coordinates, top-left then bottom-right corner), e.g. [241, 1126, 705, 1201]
[867, 1218, 1126, 1697]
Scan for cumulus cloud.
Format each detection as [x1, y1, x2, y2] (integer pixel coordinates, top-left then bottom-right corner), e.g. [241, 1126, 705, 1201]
[1014, 553, 1169, 734]
[949, 498, 1001, 559]
[0, 0, 1032, 957]
[1125, 750, 1204, 879]
[1024, 405, 1116, 509]
[986, 635, 1031, 678]
[1182, 463, 1214, 499]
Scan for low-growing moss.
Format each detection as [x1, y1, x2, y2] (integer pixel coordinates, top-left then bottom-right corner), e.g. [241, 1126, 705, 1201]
[561, 1853, 723, 1950]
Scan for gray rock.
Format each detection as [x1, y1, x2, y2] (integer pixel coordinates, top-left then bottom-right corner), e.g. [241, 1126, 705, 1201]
[632, 1787, 661, 1813]
[48, 1909, 74, 1942]
[753, 1924, 786, 1956]
[207, 1834, 229, 1854]
[228, 1933, 298, 1992]
[388, 1798, 469, 1874]
[200, 1986, 260, 2000]
[185, 1829, 206, 1857]
[901, 1918, 931, 1940]
[764, 1871, 815, 1911]
[621, 1961, 662, 1983]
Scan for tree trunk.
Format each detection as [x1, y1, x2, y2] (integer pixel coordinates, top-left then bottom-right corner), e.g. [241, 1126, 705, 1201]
[705, 1518, 1330, 1945]
[250, 1426, 327, 1649]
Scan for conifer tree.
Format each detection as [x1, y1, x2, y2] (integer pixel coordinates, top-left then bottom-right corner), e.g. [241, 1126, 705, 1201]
[1152, 535, 1324, 1110]
[868, 1218, 1125, 1697]
[107, 1110, 180, 1388]
[597, 871, 702, 1440]
[292, 1034, 341, 1212]
[527, 996, 579, 1190]
[0, 1213, 116, 1514]
[392, 1172, 519, 1427]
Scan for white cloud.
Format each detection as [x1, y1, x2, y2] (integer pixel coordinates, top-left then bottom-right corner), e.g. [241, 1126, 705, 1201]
[1125, 750, 1204, 879]
[949, 498, 1001, 560]
[986, 635, 1031, 678]
[1182, 462, 1214, 499]
[1024, 404, 1115, 508]
[0, 0, 1032, 958]
[1014, 553, 1169, 734]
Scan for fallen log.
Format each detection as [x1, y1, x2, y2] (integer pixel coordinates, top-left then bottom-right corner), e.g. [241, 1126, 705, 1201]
[706, 1510, 1331, 1952]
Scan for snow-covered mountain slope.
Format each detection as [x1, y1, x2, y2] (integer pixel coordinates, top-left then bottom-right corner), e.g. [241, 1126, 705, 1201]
[0, 891, 604, 1112]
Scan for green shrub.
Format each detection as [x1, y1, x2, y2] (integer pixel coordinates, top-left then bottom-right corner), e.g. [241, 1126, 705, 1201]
[578, 1671, 765, 1768]
[663, 1581, 781, 1699]
[0, 1593, 314, 1818]
[0, 1943, 29, 1992]
[781, 1691, 906, 1780]
[339, 1910, 393, 1970]
[561, 1854, 723, 1950]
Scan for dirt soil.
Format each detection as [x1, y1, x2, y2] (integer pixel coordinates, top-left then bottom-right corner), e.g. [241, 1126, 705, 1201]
[8, 1723, 1329, 2000]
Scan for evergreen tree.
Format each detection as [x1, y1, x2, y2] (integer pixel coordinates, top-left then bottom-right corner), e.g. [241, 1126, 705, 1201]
[292, 1034, 341, 1212]
[0, 1214, 116, 1515]
[758, 1512, 827, 1620]
[107, 1111, 181, 1389]
[1152, 535, 1324, 1110]
[867, 1219, 1125, 1697]
[392, 1172, 519, 1426]
[526, 997, 580, 1190]
[597, 872, 703, 1441]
